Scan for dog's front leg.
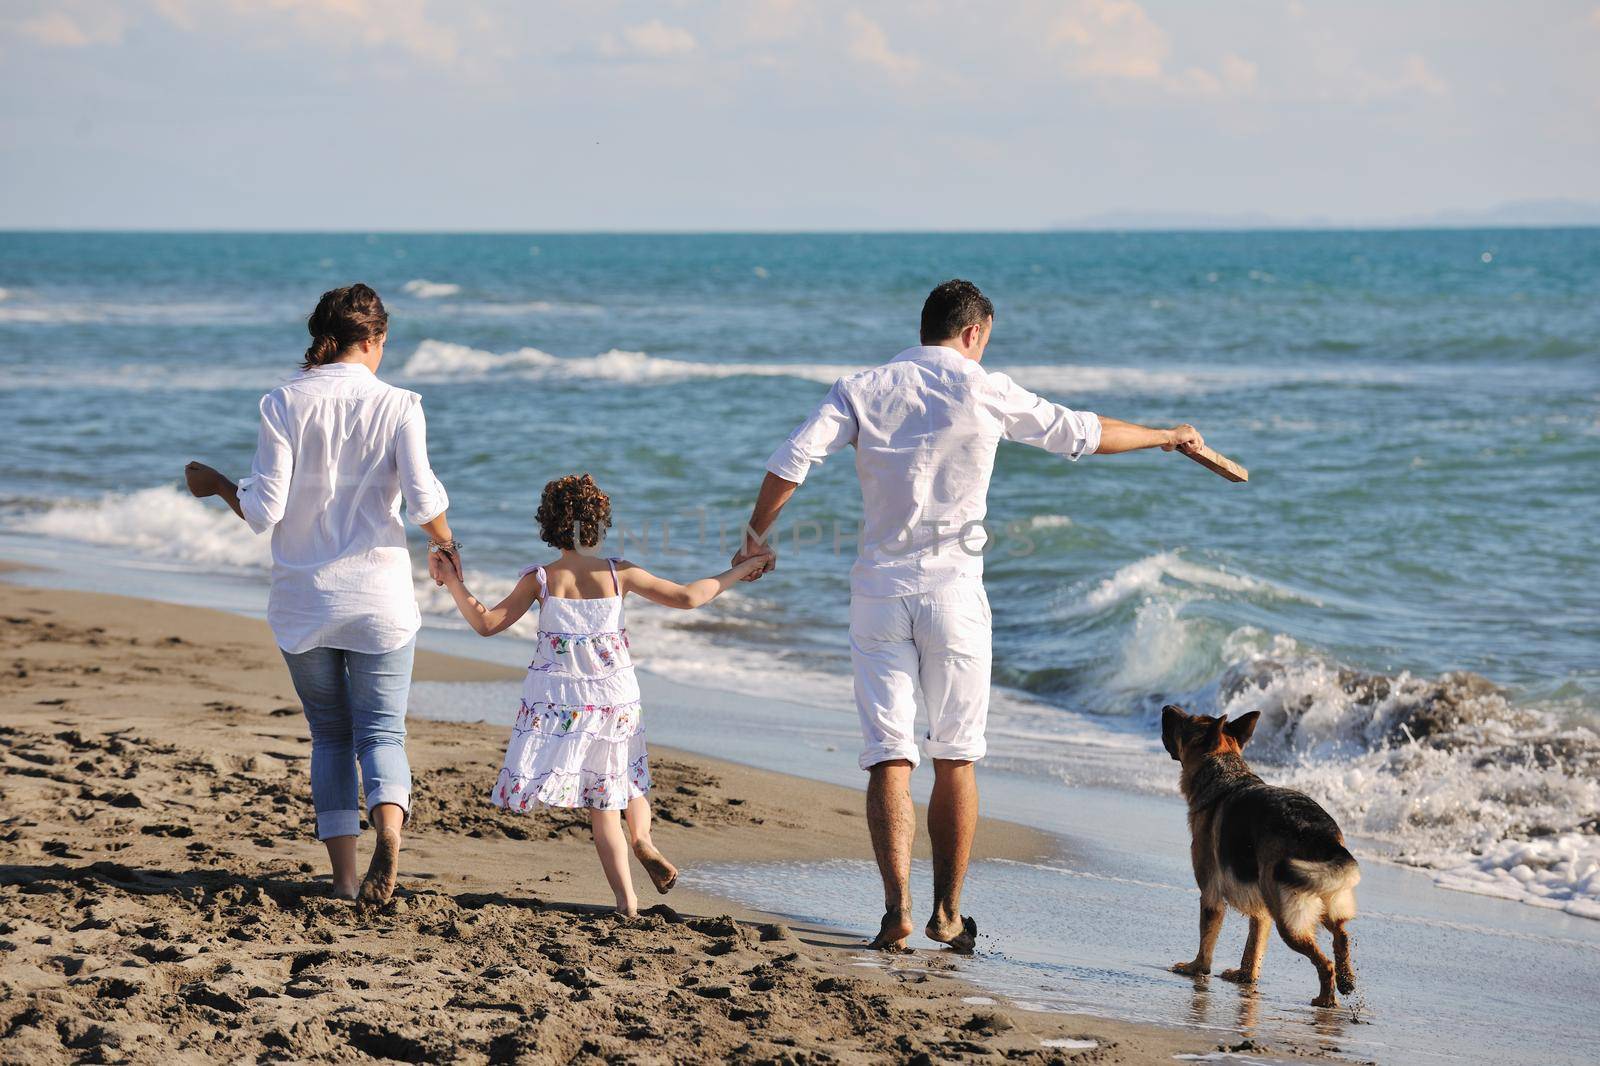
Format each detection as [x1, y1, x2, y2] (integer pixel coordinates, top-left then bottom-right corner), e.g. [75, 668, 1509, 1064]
[1171, 900, 1224, 976]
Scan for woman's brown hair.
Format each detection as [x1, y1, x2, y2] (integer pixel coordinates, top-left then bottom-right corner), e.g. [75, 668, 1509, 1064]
[536, 474, 612, 550]
[303, 283, 389, 369]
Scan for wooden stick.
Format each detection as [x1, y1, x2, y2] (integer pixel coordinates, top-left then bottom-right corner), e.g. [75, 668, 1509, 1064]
[1183, 444, 1249, 483]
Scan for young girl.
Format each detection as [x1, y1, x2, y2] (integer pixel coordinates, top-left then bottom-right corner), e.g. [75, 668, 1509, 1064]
[434, 473, 765, 916]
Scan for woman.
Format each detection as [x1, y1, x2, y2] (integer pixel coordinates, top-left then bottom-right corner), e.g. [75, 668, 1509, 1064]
[185, 283, 457, 906]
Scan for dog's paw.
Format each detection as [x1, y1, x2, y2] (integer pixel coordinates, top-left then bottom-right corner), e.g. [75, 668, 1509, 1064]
[1218, 968, 1255, 985]
[1336, 972, 1355, 995]
[1170, 960, 1208, 976]
[1311, 991, 1338, 1008]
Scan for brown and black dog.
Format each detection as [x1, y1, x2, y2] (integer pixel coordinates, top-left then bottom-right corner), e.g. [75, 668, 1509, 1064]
[1162, 704, 1359, 1007]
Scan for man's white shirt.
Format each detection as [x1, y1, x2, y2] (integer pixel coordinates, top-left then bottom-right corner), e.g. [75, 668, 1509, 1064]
[766, 345, 1101, 598]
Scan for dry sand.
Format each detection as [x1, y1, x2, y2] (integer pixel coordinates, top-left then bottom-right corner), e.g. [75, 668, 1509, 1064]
[0, 581, 1247, 1063]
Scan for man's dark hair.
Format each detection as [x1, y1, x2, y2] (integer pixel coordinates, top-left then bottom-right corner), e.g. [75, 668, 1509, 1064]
[920, 279, 994, 345]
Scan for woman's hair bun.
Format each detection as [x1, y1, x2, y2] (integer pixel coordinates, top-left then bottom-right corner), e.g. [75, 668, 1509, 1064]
[302, 283, 389, 370]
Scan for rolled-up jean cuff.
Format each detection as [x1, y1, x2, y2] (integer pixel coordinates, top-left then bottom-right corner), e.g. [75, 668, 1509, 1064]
[366, 787, 411, 825]
[860, 745, 920, 771]
[316, 809, 362, 841]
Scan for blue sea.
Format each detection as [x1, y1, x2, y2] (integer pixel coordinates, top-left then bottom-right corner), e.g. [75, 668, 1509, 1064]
[2, 229, 1597, 916]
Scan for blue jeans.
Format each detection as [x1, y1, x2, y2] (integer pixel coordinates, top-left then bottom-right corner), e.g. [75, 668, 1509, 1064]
[281, 640, 415, 840]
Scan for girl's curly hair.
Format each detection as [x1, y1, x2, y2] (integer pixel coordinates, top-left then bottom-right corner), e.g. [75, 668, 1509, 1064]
[536, 474, 612, 550]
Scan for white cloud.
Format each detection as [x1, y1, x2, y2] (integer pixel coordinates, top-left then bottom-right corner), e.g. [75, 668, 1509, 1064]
[152, 0, 461, 65]
[17, 6, 126, 47]
[616, 19, 697, 58]
[1048, 0, 1169, 81]
[723, 0, 806, 45]
[1042, 1, 1254, 98]
[1396, 53, 1448, 97]
[844, 10, 918, 80]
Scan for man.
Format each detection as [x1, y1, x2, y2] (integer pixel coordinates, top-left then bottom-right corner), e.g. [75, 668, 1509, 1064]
[735, 279, 1204, 952]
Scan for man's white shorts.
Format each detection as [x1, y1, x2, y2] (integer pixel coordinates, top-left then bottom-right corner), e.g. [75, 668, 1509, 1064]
[849, 578, 992, 770]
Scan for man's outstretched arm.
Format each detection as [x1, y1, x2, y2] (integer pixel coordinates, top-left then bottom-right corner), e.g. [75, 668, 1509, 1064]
[735, 472, 798, 576]
[1095, 418, 1204, 455]
[742, 377, 858, 577]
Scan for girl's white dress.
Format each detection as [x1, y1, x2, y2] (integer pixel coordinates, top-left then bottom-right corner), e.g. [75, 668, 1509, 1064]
[491, 559, 650, 812]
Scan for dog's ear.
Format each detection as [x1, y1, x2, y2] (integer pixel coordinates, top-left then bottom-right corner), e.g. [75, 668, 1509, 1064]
[1160, 705, 1185, 760]
[1203, 715, 1226, 751]
[1224, 711, 1261, 748]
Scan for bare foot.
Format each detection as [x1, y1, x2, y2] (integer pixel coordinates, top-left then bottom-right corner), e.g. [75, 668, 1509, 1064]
[356, 827, 400, 908]
[632, 839, 678, 894]
[868, 909, 914, 952]
[1171, 960, 1209, 976]
[1218, 968, 1255, 985]
[925, 914, 977, 955]
[615, 905, 639, 919]
[331, 881, 359, 901]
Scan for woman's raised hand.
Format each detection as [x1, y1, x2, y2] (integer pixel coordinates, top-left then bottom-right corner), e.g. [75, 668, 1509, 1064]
[184, 461, 222, 498]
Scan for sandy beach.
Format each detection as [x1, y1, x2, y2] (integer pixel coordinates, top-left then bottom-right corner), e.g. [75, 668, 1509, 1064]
[0, 577, 1252, 1064]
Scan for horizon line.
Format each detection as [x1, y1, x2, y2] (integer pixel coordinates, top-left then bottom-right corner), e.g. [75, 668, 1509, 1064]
[3, 223, 1599, 237]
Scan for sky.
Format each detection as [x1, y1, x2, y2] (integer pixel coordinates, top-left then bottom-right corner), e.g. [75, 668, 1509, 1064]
[1, 0, 1597, 231]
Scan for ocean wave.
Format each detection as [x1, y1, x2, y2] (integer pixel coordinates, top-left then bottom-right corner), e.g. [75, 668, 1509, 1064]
[401, 279, 461, 299]
[7, 487, 270, 570]
[0, 300, 274, 326]
[397, 340, 856, 386]
[397, 338, 1417, 396]
[1195, 635, 1600, 919]
[1071, 551, 1307, 614]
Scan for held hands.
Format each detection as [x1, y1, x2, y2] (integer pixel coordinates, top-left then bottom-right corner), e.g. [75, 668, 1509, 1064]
[184, 461, 222, 498]
[428, 547, 463, 587]
[1163, 424, 1204, 455]
[731, 538, 777, 582]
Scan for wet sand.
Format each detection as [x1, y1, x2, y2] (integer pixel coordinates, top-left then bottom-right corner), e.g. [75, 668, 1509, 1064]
[0, 580, 1244, 1064]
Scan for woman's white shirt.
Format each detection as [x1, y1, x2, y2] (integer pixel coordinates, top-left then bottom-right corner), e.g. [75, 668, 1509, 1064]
[238, 362, 448, 654]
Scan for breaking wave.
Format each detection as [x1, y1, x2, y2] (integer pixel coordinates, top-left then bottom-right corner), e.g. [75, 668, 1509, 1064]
[397, 339, 1408, 395]
[401, 279, 461, 299]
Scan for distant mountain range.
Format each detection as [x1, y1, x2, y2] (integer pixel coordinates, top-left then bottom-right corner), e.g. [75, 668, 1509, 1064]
[1054, 199, 1600, 231]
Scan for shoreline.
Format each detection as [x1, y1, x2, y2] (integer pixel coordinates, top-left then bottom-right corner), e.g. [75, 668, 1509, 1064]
[0, 575, 1241, 1063]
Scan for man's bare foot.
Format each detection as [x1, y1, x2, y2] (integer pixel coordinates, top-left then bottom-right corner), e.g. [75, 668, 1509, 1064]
[868, 909, 914, 952]
[632, 840, 678, 894]
[925, 914, 977, 955]
[356, 827, 400, 908]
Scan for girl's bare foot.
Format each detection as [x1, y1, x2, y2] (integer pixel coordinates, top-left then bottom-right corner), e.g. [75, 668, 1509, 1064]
[632, 839, 678, 894]
[868, 908, 914, 952]
[356, 827, 401, 908]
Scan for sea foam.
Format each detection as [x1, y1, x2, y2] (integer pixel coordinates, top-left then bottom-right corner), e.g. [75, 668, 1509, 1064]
[401, 279, 461, 299]
[397, 339, 1392, 396]
[10, 486, 270, 570]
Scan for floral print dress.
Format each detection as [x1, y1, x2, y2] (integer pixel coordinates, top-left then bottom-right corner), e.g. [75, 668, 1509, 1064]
[491, 559, 649, 812]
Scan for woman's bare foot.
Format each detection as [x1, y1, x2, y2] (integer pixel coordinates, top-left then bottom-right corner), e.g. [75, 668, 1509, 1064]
[615, 904, 640, 918]
[925, 914, 977, 955]
[356, 827, 400, 908]
[331, 879, 359, 901]
[632, 839, 678, 894]
[868, 908, 914, 952]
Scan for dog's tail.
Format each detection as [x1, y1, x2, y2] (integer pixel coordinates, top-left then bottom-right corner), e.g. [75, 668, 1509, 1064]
[1283, 847, 1361, 922]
